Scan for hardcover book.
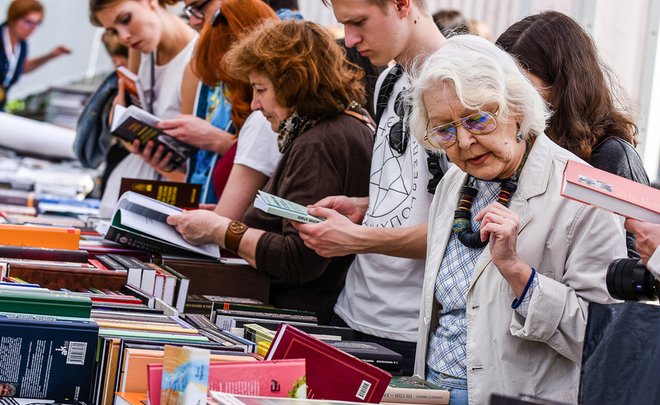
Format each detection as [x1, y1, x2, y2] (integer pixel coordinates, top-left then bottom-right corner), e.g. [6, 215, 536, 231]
[0, 290, 92, 318]
[111, 105, 195, 172]
[328, 341, 402, 372]
[119, 178, 201, 209]
[266, 324, 391, 403]
[561, 159, 660, 223]
[0, 313, 98, 404]
[254, 191, 323, 224]
[105, 192, 221, 259]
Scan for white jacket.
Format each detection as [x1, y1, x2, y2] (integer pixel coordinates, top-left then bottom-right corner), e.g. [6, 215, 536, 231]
[414, 134, 626, 404]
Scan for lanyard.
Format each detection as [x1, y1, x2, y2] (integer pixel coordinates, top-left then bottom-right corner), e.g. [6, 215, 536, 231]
[2, 26, 21, 88]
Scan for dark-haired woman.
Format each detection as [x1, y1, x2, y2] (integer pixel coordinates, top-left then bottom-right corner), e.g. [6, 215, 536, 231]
[497, 11, 649, 257]
[168, 20, 374, 323]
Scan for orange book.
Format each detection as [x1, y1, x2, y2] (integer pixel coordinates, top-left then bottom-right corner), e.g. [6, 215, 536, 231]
[561, 160, 660, 223]
[0, 224, 80, 249]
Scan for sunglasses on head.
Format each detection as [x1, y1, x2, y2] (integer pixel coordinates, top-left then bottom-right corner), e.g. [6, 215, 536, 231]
[183, 0, 212, 20]
[424, 110, 499, 149]
[211, 7, 228, 27]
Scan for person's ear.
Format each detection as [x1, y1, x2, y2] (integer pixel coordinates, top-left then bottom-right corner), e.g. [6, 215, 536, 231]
[393, 0, 413, 18]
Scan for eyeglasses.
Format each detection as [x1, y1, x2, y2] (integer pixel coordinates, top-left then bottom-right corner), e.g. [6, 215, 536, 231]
[424, 110, 499, 149]
[20, 18, 42, 28]
[183, 0, 212, 20]
[211, 7, 227, 27]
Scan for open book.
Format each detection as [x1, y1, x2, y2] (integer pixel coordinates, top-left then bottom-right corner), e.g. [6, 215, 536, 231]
[116, 65, 147, 109]
[254, 191, 323, 224]
[561, 159, 660, 223]
[111, 105, 196, 172]
[104, 191, 221, 259]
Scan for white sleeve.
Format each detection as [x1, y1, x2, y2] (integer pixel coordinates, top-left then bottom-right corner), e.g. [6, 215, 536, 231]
[648, 246, 660, 280]
[235, 111, 282, 177]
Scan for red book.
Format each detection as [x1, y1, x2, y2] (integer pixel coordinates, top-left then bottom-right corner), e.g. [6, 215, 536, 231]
[266, 324, 391, 403]
[561, 159, 660, 223]
[147, 359, 306, 405]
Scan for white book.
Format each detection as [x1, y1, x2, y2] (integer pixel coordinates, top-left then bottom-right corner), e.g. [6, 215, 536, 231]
[253, 191, 324, 224]
[105, 191, 221, 259]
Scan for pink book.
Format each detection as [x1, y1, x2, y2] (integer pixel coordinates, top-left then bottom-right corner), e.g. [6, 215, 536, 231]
[561, 159, 660, 223]
[147, 358, 306, 404]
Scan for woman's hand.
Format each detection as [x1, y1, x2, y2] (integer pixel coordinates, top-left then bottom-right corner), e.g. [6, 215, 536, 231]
[167, 209, 230, 247]
[476, 202, 532, 297]
[156, 115, 235, 154]
[129, 139, 176, 173]
[307, 195, 369, 224]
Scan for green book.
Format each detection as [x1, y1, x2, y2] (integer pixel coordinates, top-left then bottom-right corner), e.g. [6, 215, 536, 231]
[0, 290, 92, 318]
[253, 191, 323, 224]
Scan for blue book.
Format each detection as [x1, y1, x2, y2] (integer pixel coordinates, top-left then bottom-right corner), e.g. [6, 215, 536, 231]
[0, 313, 99, 404]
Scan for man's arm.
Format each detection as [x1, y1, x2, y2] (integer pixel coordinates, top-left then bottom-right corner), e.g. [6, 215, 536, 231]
[294, 205, 427, 259]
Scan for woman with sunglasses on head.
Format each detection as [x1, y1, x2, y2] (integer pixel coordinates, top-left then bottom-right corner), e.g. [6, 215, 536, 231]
[409, 35, 626, 404]
[168, 20, 374, 324]
[1, 0, 70, 111]
[90, 0, 198, 215]
[496, 11, 649, 259]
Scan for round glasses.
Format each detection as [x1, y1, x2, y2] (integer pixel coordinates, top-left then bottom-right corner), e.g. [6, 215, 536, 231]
[183, 0, 212, 20]
[424, 110, 498, 149]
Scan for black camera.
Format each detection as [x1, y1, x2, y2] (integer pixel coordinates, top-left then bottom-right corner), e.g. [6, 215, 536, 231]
[606, 258, 659, 301]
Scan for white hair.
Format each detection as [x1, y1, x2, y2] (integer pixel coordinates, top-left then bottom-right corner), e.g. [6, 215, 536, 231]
[409, 34, 549, 151]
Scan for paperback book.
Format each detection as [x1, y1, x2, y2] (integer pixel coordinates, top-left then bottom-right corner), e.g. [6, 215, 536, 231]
[111, 105, 195, 172]
[254, 191, 323, 224]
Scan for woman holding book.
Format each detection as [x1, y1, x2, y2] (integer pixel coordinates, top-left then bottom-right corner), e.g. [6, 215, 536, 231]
[90, 0, 197, 216]
[496, 11, 649, 258]
[1, 0, 71, 111]
[408, 35, 626, 404]
[168, 20, 374, 324]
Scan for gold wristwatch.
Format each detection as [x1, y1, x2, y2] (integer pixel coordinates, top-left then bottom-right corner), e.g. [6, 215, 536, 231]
[225, 220, 248, 253]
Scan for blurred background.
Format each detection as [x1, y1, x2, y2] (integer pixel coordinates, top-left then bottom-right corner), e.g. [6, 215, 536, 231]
[0, 0, 658, 183]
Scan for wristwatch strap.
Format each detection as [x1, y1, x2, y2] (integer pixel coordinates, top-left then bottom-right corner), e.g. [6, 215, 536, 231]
[225, 220, 248, 253]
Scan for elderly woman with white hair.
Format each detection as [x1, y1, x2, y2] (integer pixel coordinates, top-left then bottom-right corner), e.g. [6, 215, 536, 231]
[409, 35, 626, 404]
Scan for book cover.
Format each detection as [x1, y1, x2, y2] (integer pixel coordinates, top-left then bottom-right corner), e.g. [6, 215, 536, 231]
[0, 290, 92, 318]
[105, 192, 221, 259]
[253, 191, 323, 224]
[381, 376, 449, 404]
[149, 358, 306, 405]
[8, 266, 127, 292]
[0, 245, 88, 263]
[561, 159, 660, 223]
[0, 224, 80, 250]
[0, 313, 98, 404]
[327, 341, 402, 372]
[161, 345, 211, 405]
[111, 105, 195, 172]
[266, 324, 391, 403]
[120, 178, 201, 209]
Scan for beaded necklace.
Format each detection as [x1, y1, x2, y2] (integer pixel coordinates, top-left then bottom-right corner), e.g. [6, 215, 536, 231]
[452, 136, 534, 249]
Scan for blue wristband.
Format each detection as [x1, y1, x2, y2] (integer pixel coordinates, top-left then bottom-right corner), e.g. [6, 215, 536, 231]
[511, 268, 537, 309]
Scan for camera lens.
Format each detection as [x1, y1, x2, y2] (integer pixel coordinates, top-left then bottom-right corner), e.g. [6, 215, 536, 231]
[606, 258, 659, 301]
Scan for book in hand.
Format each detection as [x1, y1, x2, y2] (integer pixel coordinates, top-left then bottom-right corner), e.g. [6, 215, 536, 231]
[561, 159, 660, 223]
[104, 191, 221, 259]
[254, 191, 323, 224]
[266, 324, 391, 403]
[120, 178, 201, 209]
[111, 105, 195, 172]
[116, 66, 147, 109]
